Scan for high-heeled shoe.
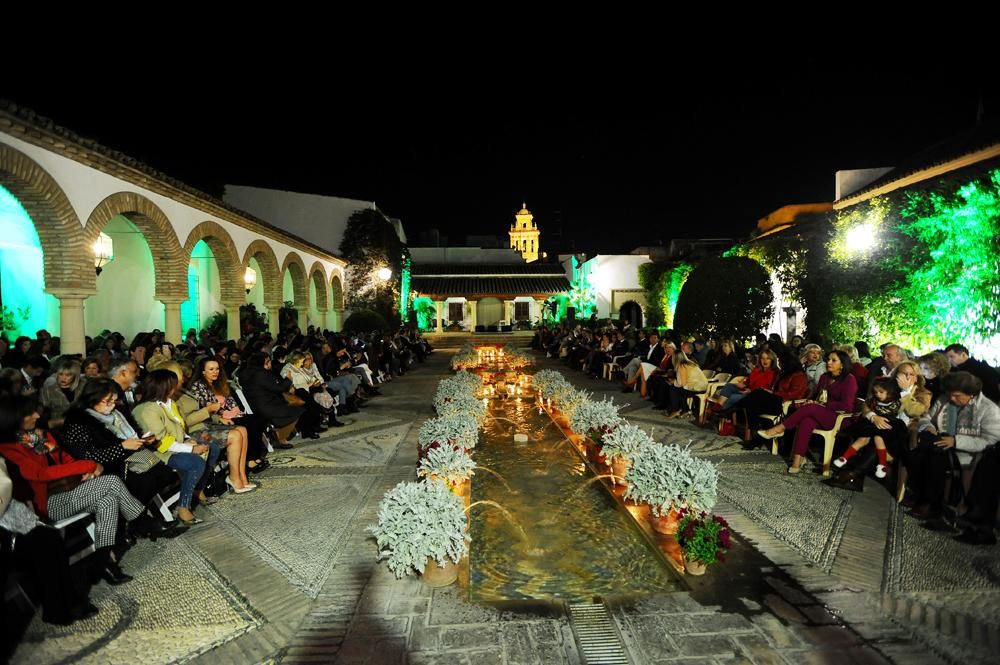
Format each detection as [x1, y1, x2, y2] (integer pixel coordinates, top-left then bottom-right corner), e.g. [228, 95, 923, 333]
[101, 560, 133, 585]
[226, 477, 257, 493]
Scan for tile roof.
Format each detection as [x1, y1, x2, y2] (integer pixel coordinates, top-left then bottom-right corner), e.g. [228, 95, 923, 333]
[411, 262, 566, 276]
[411, 276, 570, 296]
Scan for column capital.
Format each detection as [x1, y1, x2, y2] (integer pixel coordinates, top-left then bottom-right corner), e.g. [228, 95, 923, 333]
[158, 296, 187, 306]
[45, 288, 96, 300]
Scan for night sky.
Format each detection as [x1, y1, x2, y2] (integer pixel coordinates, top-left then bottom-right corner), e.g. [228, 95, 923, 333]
[5, 52, 996, 256]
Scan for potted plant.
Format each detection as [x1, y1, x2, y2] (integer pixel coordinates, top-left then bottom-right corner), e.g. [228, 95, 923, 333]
[369, 480, 469, 586]
[569, 398, 621, 443]
[600, 422, 655, 486]
[436, 396, 488, 427]
[675, 510, 731, 576]
[418, 415, 479, 458]
[623, 442, 686, 534]
[418, 445, 475, 495]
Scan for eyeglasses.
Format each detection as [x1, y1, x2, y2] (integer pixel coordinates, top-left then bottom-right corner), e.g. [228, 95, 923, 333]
[97, 396, 117, 406]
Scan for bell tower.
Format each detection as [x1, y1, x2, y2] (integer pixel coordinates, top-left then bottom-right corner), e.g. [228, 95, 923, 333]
[508, 202, 540, 263]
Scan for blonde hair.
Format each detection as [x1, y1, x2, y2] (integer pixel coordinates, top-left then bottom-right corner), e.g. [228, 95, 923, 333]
[836, 344, 860, 364]
[800, 343, 823, 364]
[287, 351, 306, 367]
[917, 352, 950, 378]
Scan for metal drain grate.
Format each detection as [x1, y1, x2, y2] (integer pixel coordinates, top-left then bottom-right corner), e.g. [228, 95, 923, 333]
[568, 602, 631, 664]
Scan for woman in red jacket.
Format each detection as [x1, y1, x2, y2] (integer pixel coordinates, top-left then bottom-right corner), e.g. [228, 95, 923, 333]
[722, 352, 810, 431]
[0, 394, 155, 585]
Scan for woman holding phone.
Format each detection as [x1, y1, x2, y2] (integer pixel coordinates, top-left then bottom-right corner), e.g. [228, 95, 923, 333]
[61, 379, 184, 523]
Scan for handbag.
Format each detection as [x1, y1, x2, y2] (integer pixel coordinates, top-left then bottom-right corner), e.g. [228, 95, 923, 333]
[283, 392, 306, 407]
[124, 447, 161, 478]
[47, 475, 83, 495]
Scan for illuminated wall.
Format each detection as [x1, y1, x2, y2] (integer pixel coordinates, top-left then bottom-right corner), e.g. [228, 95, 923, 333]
[0, 185, 57, 337]
[85, 215, 163, 338]
[182, 240, 222, 333]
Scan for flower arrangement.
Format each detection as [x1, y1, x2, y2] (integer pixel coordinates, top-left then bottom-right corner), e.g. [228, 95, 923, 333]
[600, 422, 655, 464]
[418, 445, 476, 487]
[419, 415, 479, 450]
[676, 509, 731, 567]
[369, 481, 469, 578]
[569, 398, 622, 443]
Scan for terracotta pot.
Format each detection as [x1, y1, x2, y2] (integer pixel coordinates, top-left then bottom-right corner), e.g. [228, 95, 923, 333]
[610, 458, 629, 486]
[685, 557, 707, 576]
[422, 557, 459, 587]
[650, 507, 681, 535]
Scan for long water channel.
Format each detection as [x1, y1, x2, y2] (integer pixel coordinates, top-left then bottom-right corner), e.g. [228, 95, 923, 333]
[469, 390, 682, 602]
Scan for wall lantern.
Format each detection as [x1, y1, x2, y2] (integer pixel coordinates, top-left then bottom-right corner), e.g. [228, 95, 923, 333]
[244, 266, 258, 294]
[93, 232, 114, 275]
[377, 267, 393, 281]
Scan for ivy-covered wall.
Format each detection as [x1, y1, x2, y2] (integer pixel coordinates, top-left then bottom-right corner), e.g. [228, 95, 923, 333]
[739, 165, 1000, 363]
[638, 261, 694, 329]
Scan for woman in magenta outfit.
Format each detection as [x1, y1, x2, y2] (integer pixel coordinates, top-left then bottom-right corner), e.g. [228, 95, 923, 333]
[757, 349, 858, 473]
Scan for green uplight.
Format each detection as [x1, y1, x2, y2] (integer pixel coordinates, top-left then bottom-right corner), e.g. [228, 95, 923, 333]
[662, 262, 694, 329]
[0, 185, 48, 338]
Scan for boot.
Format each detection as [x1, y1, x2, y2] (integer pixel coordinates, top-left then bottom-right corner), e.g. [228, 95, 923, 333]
[97, 547, 132, 585]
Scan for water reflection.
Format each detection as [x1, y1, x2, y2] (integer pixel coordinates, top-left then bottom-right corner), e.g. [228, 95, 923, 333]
[470, 394, 681, 602]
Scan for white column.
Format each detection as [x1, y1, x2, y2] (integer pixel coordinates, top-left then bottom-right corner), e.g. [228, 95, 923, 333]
[267, 306, 281, 337]
[226, 304, 242, 341]
[49, 291, 90, 357]
[161, 299, 184, 344]
[435, 300, 444, 333]
[468, 300, 478, 329]
[504, 300, 514, 324]
[535, 298, 546, 324]
[297, 308, 308, 333]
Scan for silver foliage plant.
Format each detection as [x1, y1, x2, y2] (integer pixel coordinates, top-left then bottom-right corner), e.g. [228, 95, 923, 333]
[368, 481, 469, 578]
[419, 415, 479, 450]
[450, 344, 479, 370]
[556, 387, 591, 420]
[501, 344, 532, 368]
[532, 369, 570, 399]
[624, 442, 688, 516]
[600, 422, 655, 464]
[569, 398, 622, 437]
[624, 442, 719, 515]
[418, 444, 476, 485]
[436, 395, 487, 426]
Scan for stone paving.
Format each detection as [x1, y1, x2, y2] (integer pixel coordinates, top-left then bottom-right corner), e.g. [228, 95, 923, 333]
[8, 345, 999, 664]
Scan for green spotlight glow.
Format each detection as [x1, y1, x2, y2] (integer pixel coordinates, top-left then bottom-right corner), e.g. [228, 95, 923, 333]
[662, 263, 694, 329]
[0, 185, 48, 338]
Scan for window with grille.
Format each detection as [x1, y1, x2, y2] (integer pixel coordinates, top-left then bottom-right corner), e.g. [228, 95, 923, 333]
[448, 302, 465, 322]
[514, 301, 530, 321]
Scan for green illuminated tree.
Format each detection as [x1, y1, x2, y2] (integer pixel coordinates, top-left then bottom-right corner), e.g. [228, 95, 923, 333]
[673, 257, 774, 343]
[340, 209, 404, 324]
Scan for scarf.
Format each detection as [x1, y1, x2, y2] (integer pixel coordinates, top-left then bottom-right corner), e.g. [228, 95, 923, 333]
[18, 429, 50, 454]
[87, 407, 138, 441]
[155, 400, 185, 426]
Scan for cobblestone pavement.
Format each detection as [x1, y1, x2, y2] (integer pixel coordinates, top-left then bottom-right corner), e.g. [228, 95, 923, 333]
[10, 346, 997, 664]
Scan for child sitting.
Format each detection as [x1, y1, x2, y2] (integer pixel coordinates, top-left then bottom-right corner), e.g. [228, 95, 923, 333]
[833, 377, 902, 479]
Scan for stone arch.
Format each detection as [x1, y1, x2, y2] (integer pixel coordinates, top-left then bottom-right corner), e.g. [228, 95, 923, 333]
[308, 261, 329, 312]
[242, 239, 282, 307]
[182, 221, 244, 305]
[330, 273, 345, 311]
[84, 191, 186, 300]
[280, 251, 308, 309]
[0, 142, 90, 292]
